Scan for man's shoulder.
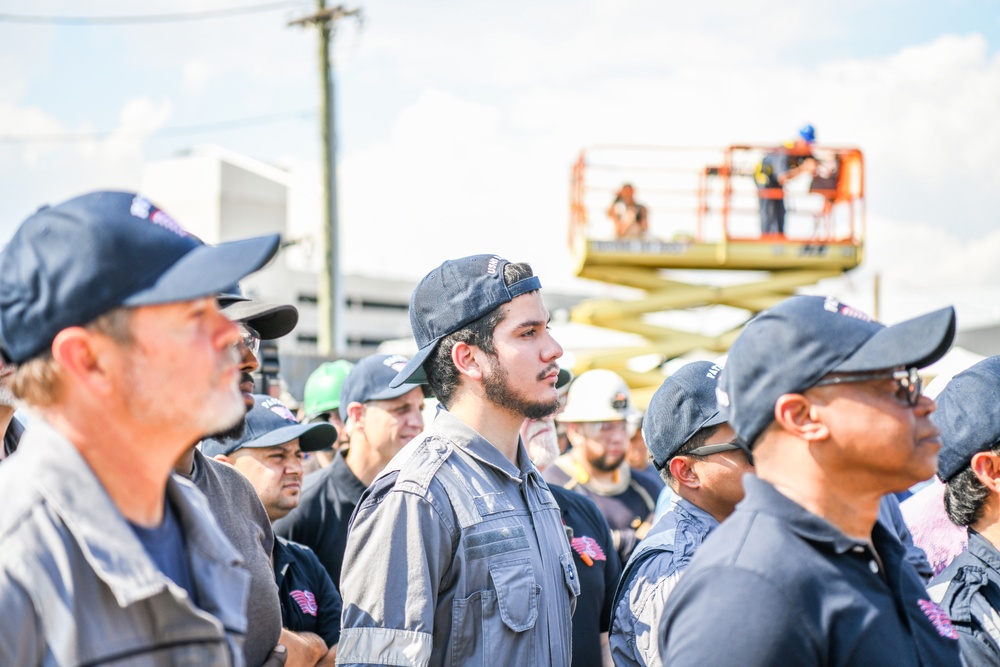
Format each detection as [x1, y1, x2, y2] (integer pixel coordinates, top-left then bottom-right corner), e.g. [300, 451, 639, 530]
[276, 536, 325, 572]
[548, 483, 604, 526]
[680, 507, 795, 577]
[375, 433, 461, 497]
[929, 541, 1000, 611]
[630, 467, 665, 496]
[198, 451, 255, 496]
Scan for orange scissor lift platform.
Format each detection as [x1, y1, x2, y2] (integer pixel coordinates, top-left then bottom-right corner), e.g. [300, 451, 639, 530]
[568, 144, 865, 405]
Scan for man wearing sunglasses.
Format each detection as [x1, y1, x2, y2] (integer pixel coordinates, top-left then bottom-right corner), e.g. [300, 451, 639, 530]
[659, 295, 961, 666]
[545, 369, 664, 563]
[610, 360, 754, 667]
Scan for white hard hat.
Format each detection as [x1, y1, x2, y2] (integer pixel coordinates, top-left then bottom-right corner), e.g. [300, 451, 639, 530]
[558, 369, 638, 423]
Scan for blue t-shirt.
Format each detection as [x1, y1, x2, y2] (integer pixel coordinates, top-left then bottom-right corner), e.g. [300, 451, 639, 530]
[129, 499, 196, 602]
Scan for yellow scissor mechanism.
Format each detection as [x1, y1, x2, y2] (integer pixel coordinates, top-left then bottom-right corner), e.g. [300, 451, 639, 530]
[568, 144, 865, 407]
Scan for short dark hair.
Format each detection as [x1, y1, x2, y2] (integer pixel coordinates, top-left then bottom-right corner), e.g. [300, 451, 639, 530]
[659, 423, 721, 486]
[943, 449, 1000, 527]
[425, 262, 535, 408]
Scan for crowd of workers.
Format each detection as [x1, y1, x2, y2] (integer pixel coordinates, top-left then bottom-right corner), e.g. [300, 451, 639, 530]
[0, 190, 998, 666]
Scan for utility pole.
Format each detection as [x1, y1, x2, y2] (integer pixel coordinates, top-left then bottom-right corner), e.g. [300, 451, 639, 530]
[289, 3, 361, 356]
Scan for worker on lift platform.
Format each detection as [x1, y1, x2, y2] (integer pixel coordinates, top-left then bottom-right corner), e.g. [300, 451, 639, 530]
[607, 183, 649, 239]
[754, 125, 818, 237]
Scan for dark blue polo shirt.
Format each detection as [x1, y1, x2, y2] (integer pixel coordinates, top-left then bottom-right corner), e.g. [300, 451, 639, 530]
[273, 536, 342, 648]
[659, 476, 961, 666]
[549, 484, 622, 667]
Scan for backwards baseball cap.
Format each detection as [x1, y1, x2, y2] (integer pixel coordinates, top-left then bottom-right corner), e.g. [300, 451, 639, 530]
[201, 394, 336, 457]
[934, 356, 1000, 482]
[0, 191, 280, 364]
[388, 254, 541, 388]
[218, 285, 298, 340]
[340, 353, 426, 421]
[558, 368, 639, 423]
[718, 295, 955, 448]
[644, 361, 728, 469]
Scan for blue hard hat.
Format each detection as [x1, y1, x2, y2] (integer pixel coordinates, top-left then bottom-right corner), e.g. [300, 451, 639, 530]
[798, 124, 816, 144]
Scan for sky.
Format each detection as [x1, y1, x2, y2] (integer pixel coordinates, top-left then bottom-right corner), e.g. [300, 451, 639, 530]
[2, 0, 1000, 331]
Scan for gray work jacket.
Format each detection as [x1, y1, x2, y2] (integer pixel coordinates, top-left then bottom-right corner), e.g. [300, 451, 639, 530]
[338, 408, 580, 666]
[0, 418, 251, 667]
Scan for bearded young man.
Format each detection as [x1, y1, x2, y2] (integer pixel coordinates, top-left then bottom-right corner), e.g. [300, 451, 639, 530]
[337, 254, 579, 666]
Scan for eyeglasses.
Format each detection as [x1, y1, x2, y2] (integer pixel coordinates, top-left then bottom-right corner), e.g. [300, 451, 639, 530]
[579, 420, 638, 438]
[811, 367, 923, 407]
[235, 324, 261, 358]
[683, 442, 755, 466]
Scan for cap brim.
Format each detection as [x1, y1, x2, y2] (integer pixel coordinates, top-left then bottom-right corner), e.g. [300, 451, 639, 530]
[245, 421, 337, 453]
[221, 300, 298, 340]
[700, 410, 727, 431]
[123, 234, 280, 307]
[388, 341, 436, 388]
[369, 382, 428, 402]
[834, 307, 955, 373]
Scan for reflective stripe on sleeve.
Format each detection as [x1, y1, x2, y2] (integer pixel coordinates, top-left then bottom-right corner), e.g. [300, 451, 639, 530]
[337, 627, 433, 667]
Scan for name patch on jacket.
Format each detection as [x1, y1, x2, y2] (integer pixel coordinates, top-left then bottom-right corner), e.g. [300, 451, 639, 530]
[466, 526, 529, 560]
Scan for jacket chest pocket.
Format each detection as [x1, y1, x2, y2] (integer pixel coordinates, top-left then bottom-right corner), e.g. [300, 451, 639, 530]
[451, 558, 540, 665]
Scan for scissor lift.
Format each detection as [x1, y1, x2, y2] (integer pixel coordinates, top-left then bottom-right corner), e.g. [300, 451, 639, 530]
[568, 144, 865, 405]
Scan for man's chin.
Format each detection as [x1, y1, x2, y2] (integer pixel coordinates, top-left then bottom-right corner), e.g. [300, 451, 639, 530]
[203, 417, 247, 443]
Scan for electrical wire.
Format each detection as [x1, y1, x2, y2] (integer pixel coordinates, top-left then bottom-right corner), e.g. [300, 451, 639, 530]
[0, 1, 304, 25]
[0, 110, 315, 144]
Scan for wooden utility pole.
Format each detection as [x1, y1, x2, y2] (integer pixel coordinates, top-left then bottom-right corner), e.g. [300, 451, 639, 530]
[289, 3, 361, 356]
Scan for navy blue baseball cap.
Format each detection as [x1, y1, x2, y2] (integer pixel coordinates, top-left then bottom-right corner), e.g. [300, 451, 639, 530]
[340, 353, 425, 421]
[934, 356, 1000, 482]
[645, 361, 728, 470]
[0, 191, 280, 364]
[718, 295, 955, 448]
[201, 394, 336, 457]
[388, 254, 541, 388]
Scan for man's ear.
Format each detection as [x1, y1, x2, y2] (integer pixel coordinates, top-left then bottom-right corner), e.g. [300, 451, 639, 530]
[971, 451, 1000, 493]
[50, 327, 113, 396]
[774, 393, 829, 442]
[213, 454, 233, 465]
[668, 456, 700, 491]
[451, 341, 484, 382]
[346, 402, 365, 429]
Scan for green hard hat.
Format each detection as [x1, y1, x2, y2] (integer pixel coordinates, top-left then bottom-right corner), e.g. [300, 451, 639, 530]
[303, 360, 354, 419]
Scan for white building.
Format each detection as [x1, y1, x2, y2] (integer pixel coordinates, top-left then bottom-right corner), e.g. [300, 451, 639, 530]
[141, 145, 418, 395]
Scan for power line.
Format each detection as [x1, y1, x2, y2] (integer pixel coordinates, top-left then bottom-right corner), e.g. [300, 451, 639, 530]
[0, 110, 315, 144]
[0, 1, 304, 25]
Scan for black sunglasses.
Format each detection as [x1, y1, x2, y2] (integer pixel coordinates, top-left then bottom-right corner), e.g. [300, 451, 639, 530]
[683, 442, 755, 466]
[811, 367, 923, 407]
